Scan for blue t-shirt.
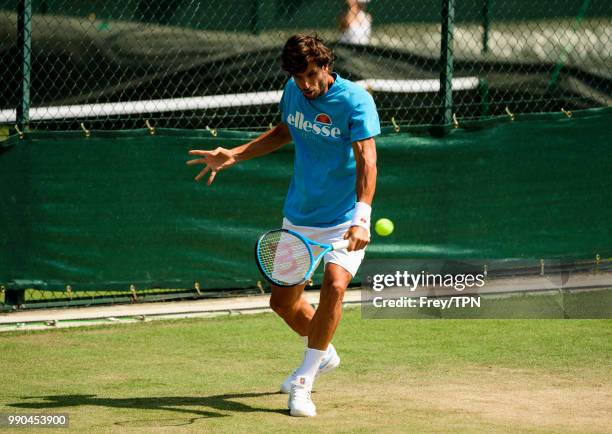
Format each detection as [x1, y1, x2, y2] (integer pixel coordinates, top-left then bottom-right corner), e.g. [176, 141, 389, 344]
[279, 73, 380, 227]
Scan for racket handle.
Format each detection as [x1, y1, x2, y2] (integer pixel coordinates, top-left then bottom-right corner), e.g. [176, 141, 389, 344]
[331, 239, 350, 250]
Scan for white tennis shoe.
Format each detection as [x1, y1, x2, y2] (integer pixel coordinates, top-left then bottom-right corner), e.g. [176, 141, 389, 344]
[280, 345, 340, 394]
[288, 376, 316, 417]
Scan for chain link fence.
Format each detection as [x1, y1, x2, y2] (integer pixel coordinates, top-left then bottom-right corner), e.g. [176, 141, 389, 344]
[0, 0, 610, 131]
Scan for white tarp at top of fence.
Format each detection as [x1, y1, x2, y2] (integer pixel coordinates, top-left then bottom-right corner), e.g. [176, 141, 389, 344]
[356, 77, 480, 93]
[0, 77, 480, 123]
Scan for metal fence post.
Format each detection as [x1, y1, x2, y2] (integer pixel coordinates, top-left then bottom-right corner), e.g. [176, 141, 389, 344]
[434, 0, 455, 134]
[482, 0, 490, 54]
[252, 0, 264, 35]
[17, 0, 32, 131]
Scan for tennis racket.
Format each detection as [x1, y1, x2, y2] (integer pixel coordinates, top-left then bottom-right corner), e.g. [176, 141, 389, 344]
[255, 229, 350, 287]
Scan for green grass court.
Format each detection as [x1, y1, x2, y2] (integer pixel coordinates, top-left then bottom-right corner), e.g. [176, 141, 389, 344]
[1, 308, 610, 432]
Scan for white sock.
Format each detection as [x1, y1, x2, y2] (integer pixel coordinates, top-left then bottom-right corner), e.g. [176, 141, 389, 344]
[295, 348, 326, 379]
[302, 336, 334, 356]
[300, 336, 334, 354]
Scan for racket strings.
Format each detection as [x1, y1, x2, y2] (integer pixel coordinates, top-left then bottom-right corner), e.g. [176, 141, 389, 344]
[258, 231, 312, 285]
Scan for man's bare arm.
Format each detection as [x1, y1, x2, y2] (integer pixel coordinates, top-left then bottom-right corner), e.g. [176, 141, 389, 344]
[187, 123, 292, 185]
[352, 137, 377, 205]
[231, 122, 292, 162]
[344, 137, 377, 251]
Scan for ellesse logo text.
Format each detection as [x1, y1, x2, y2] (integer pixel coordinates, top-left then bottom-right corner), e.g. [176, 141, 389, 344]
[287, 111, 341, 138]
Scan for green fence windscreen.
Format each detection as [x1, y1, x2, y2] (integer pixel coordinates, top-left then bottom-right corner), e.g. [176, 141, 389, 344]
[1, 108, 611, 293]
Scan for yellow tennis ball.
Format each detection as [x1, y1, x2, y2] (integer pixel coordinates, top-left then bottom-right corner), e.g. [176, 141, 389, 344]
[375, 218, 394, 236]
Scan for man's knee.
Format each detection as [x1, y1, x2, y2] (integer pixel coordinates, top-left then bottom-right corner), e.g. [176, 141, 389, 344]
[269, 286, 303, 316]
[320, 279, 348, 310]
[269, 294, 291, 315]
[322, 264, 351, 302]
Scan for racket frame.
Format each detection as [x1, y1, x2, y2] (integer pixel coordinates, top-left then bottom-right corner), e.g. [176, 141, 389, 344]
[255, 228, 344, 287]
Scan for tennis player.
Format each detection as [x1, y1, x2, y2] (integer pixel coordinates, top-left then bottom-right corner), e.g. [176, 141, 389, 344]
[187, 33, 379, 417]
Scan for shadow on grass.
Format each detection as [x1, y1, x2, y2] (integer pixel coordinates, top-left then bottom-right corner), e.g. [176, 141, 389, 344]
[9, 392, 287, 424]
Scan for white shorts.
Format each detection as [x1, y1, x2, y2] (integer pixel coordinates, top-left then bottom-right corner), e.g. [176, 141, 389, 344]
[282, 218, 366, 278]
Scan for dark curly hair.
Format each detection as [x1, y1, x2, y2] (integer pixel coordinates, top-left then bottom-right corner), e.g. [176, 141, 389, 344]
[280, 33, 335, 75]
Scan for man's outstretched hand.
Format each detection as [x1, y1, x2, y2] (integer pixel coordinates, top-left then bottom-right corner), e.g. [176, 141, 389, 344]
[186, 147, 236, 185]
